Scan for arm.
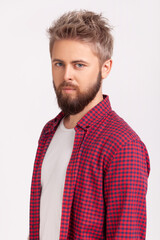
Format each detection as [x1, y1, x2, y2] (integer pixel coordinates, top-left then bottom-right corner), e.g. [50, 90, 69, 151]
[104, 141, 150, 239]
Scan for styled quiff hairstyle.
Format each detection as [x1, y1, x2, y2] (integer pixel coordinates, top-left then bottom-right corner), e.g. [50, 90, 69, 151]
[47, 10, 114, 65]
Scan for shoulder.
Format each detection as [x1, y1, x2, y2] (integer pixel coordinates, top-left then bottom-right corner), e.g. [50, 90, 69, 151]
[105, 110, 142, 147]
[102, 110, 150, 175]
[99, 109, 149, 160]
[38, 111, 64, 141]
[41, 118, 55, 135]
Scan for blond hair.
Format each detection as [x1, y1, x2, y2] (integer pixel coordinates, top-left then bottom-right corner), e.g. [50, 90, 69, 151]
[47, 10, 114, 65]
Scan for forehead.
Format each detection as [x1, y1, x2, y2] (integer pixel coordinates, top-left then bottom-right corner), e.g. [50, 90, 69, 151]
[51, 39, 99, 62]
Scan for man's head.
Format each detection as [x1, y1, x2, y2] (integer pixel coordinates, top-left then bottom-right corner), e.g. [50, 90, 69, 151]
[47, 10, 114, 66]
[47, 10, 113, 115]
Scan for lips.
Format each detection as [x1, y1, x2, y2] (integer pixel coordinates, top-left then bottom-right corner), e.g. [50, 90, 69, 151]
[62, 86, 76, 90]
[62, 87, 76, 90]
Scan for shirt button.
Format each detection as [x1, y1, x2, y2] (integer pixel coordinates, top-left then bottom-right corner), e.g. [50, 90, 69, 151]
[86, 125, 90, 128]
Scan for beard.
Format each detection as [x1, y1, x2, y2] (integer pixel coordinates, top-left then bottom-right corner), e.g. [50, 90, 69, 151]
[53, 71, 102, 115]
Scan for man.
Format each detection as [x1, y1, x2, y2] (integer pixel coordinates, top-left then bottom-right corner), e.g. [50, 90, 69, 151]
[29, 10, 150, 239]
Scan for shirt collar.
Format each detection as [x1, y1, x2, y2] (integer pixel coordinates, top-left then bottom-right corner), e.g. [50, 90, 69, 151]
[76, 94, 112, 130]
[44, 94, 112, 134]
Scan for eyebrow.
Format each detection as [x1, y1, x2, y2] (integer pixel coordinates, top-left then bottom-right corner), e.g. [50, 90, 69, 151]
[52, 58, 89, 64]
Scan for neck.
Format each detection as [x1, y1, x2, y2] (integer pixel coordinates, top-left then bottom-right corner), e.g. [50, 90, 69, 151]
[63, 92, 103, 129]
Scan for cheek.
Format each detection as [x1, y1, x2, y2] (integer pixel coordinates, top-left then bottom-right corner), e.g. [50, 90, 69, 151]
[84, 67, 99, 83]
[52, 69, 63, 82]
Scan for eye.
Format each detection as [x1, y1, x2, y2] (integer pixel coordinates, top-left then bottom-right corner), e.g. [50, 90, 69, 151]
[75, 63, 85, 68]
[55, 62, 63, 67]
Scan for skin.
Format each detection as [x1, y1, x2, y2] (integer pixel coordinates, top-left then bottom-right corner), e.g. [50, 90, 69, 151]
[51, 39, 112, 129]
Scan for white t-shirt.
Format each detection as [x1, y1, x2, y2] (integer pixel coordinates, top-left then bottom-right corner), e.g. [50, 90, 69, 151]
[40, 117, 75, 240]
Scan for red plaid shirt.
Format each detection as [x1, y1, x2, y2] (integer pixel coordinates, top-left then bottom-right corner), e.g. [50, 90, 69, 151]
[29, 94, 150, 239]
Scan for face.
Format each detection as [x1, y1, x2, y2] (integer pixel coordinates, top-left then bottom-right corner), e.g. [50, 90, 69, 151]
[51, 39, 108, 115]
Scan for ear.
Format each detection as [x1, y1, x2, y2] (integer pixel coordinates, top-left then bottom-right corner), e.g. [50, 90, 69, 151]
[101, 59, 112, 79]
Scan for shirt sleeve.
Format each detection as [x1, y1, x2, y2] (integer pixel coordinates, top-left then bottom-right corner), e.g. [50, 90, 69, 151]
[103, 140, 150, 239]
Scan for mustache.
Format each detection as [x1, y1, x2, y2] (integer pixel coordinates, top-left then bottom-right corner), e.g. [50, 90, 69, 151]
[59, 81, 77, 89]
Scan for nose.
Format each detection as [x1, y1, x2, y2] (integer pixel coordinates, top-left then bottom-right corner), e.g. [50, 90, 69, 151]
[63, 65, 73, 81]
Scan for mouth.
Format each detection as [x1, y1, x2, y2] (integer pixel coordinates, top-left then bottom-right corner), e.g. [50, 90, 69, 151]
[62, 87, 76, 93]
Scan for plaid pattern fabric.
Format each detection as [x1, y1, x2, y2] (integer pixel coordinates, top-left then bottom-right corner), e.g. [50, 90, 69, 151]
[29, 95, 150, 239]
